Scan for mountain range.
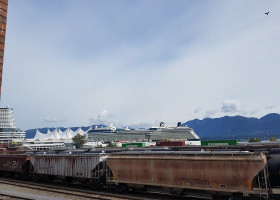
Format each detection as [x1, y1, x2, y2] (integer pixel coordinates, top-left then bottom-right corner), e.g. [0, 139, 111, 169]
[183, 113, 280, 140]
[25, 113, 280, 140]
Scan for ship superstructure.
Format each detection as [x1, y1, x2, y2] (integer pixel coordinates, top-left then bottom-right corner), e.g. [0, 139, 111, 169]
[87, 122, 200, 142]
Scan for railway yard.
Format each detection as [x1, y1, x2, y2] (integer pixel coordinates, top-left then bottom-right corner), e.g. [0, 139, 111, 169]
[0, 177, 206, 200]
[0, 144, 280, 200]
[0, 177, 146, 200]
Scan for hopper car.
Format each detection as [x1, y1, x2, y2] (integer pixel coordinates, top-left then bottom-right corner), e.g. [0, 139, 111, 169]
[106, 151, 271, 199]
[0, 154, 32, 178]
[30, 153, 108, 188]
[0, 149, 280, 200]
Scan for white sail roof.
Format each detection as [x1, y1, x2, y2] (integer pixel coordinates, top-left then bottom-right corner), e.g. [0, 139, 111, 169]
[34, 130, 48, 140]
[32, 127, 89, 140]
[87, 126, 92, 132]
[61, 128, 74, 140]
[75, 127, 86, 136]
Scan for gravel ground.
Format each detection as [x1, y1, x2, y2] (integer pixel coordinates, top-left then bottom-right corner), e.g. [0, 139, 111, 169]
[0, 183, 93, 200]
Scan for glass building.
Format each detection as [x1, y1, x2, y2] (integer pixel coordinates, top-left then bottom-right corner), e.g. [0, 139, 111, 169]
[0, 106, 25, 144]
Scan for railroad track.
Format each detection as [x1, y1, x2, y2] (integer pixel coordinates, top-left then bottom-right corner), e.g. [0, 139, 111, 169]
[0, 193, 33, 200]
[0, 177, 207, 200]
[0, 178, 147, 200]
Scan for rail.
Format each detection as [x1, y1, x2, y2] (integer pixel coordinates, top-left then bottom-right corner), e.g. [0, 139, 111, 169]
[0, 178, 144, 200]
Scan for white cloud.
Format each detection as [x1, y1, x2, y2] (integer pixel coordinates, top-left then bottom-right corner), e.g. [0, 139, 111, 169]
[265, 105, 277, 110]
[221, 100, 241, 113]
[89, 110, 114, 125]
[194, 107, 202, 114]
[2, 1, 280, 130]
[249, 109, 260, 115]
[44, 116, 67, 123]
[204, 110, 219, 118]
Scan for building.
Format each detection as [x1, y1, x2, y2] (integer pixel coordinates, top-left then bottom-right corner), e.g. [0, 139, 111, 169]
[0, 0, 8, 99]
[0, 106, 25, 144]
[12, 127, 90, 151]
[13, 139, 66, 151]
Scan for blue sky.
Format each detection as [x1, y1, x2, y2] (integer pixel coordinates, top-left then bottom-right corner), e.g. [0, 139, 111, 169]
[1, 0, 280, 130]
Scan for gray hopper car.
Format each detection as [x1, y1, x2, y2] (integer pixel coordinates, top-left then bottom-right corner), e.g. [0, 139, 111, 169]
[30, 153, 107, 185]
[106, 151, 270, 199]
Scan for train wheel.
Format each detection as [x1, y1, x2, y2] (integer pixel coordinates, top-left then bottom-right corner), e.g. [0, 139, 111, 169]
[65, 177, 73, 184]
[90, 183, 102, 190]
[112, 184, 127, 193]
[32, 174, 40, 182]
[228, 194, 243, 200]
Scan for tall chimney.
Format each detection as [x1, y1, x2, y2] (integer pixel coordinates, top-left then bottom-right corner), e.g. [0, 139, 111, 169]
[0, 0, 8, 100]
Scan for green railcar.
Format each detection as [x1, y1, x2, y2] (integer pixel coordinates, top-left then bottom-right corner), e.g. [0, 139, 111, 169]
[122, 142, 146, 148]
[201, 139, 238, 146]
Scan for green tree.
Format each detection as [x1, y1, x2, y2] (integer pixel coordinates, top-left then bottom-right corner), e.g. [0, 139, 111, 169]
[270, 137, 277, 142]
[107, 141, 116, 148]
[249, 138, 261, 143]
[72, 134, 86, 149]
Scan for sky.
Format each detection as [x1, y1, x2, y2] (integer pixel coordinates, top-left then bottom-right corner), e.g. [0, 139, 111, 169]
[1, 0, 280, 130]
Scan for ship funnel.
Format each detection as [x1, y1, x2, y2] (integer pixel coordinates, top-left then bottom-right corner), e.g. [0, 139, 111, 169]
[177, 122, 182, 127]
[160, 122, 165, 127]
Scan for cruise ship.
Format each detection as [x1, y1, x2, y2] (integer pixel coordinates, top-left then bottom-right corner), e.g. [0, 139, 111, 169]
[87, 122, 200, 142]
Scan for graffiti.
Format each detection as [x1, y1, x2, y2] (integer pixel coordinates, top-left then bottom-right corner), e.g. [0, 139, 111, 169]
[116, 169, 124, 178]
[2, 160, 21, 171]
[176, 177, 210, 187]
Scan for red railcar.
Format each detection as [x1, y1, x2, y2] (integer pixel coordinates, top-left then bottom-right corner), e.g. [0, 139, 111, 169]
[156, 141, 185, 146]
[0, 155, 32, 177]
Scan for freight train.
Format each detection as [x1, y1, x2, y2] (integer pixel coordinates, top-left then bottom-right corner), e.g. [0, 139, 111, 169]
[0, 149, 280, 200]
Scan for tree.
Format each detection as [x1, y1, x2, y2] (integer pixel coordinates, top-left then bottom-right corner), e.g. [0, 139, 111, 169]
[72, 134, 86, 149]
[249, 138, 261, 143]
[270, 137, 277, 142]
[107, 141, 116, 148]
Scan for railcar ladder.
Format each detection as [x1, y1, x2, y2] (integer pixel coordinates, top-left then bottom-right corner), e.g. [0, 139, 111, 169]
[256, 164, 270, 199]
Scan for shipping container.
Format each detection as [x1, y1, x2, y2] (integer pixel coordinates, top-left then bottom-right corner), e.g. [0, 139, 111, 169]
[156, 141, 185, 146]
[201, 139, 238, 146]
[122, 142, 146, 148]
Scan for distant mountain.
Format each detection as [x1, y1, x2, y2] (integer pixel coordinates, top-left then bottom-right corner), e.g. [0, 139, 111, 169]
[183, 113, 280, 140]
[25, 114, 280, 140]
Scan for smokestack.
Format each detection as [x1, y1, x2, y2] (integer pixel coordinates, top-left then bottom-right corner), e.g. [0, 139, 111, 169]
[159, 122, 164, 127]
[177, 122, 182, 127]
[0, 0, 8, 100]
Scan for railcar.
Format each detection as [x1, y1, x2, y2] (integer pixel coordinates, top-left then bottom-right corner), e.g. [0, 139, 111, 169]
[156, 141, 186, 146]
[30, 152, 108, 187]
[106, 151, 271, 200]
[0, 154, 32, 178]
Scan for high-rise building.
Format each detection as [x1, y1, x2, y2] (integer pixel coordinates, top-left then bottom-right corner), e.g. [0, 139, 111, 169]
[0, 106, 25, 144]
[0, 0, 8, 99]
